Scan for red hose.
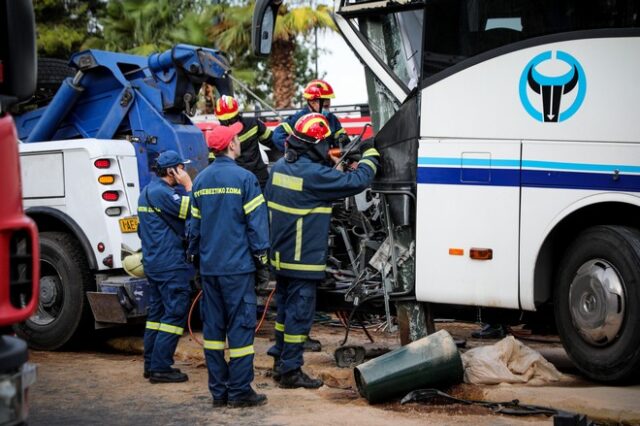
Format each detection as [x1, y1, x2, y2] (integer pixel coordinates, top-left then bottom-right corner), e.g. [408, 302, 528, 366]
[187, 285, 277, 347]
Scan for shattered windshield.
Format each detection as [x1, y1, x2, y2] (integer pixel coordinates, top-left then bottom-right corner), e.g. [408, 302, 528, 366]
[352, 10, 423, 92]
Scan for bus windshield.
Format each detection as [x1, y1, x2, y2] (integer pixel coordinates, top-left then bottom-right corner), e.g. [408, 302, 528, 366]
[344, 0, 640, 85]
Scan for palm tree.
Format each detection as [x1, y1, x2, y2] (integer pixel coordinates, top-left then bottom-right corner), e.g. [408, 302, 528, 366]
[209, 2, 336, 108]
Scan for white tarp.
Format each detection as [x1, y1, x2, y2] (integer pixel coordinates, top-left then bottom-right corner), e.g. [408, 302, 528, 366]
[462, 336, 564, 385]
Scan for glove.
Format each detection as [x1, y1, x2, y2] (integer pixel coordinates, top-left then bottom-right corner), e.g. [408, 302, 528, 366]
[359, 138, 378, 156]
[253, 251, 268, 266]
[253, 251, 271, 291]
[336, 132, 350, 146]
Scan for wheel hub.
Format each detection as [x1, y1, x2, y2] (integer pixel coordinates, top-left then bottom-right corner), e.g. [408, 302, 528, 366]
[569, 259, 625, 346]
[39, 275, 59, 308]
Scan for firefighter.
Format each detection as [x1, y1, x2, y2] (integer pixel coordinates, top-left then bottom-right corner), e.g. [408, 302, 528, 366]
[188, 122, 270, 408]
[214, 95, 283, 188]
[138, 150, 193, 383]
[265, 113, 380, 388]
[271, 79, 348, 152]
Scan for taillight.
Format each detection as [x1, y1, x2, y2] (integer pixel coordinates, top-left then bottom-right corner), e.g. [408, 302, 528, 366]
[98, 175, 115, 185]
[105, 207, 122, 216]
[102, 191, 119, 201]
[94, 159, 111, 169]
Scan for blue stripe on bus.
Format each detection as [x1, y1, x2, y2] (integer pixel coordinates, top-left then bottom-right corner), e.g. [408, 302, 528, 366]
[417, 157, 640, 174]
[417, 167, 640, 192]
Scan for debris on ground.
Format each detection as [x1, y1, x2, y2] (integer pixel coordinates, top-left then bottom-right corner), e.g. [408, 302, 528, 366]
[461, 336, 564, 385]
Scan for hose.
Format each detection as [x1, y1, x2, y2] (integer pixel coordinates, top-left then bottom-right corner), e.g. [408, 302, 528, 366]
[187, 286, 277, 347]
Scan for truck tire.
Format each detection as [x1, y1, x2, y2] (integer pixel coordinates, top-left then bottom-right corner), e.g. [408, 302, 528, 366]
[554, 225, 640, 383]
[15, 232, 94, 350]
[13, 58, 75, 113]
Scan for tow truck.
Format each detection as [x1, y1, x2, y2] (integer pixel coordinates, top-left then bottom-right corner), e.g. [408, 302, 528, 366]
[13, 44, 234, 350]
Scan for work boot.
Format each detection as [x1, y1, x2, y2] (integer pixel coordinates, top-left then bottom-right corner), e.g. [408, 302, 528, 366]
[303, 336, 322, 352]
[227, 388, 267, 408]
[212, 398, 228, 408]
[149, 370, 189, 383]
[471, 324, 506, 339]
[144, 367, 181, 379]
[279, 368, 323, 389]
[272, 357, 281, 382]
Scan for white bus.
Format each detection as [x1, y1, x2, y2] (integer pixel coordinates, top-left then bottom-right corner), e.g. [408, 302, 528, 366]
[253, 0, 640, 382]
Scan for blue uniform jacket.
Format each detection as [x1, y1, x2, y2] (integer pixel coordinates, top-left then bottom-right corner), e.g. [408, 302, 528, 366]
[272, 106, 346, 152]
[264, 149, 380, 280]
[189, 156, 270, 276]
[138, 178, 191, 274]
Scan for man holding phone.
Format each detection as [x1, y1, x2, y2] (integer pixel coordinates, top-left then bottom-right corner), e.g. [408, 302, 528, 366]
[138, 150, 193, 383]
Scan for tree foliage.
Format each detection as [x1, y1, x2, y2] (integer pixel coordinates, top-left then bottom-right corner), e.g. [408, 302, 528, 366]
[34, 0, 104, 58]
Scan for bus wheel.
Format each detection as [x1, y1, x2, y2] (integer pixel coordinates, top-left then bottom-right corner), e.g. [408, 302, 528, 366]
[554, 225, 640, 383]
[14, 232, 94, 350]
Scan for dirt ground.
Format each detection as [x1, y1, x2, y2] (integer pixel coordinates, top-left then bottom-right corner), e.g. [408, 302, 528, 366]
[27, 321, 559, 426]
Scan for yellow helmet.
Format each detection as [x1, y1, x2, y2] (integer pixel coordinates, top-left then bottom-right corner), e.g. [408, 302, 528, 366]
[123, 252, 145, 278]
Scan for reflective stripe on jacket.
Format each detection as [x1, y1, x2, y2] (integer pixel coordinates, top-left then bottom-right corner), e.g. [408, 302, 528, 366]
[189, 156, 269, 276]
[236, 116, 279, 187]
[138, 178, 190, 273]
[264, 151, 379, 279]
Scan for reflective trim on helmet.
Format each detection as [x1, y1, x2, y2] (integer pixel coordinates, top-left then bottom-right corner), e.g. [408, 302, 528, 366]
[284, 333, 308, 343]
[272, 172, 303, 191]
[178, 196, 190, 219]
[215, 95, 239, 120]
[191, 206, 201, 219]
[267, 201, 331, 215]
[229, 345, 255, 358]
[244, 194, 265, 215]
[238, 125, 258, 143]
[203, 340, 225, 350]
[158, 323, 184, 335]
[359, 159, 377, 174]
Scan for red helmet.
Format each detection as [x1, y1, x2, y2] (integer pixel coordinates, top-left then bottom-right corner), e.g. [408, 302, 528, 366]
[214, 95, 239, 121]
[302, 79, 335, 100]
[293, 113, 331, 143]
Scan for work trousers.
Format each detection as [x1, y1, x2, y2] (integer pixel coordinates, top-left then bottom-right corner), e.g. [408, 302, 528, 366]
[143, 268, 192, 372]
[201, 273, 257, 401]
[267, 276, 318, 374]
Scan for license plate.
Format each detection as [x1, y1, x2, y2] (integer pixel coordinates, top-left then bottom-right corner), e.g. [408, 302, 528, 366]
[119, 216, 139, 233]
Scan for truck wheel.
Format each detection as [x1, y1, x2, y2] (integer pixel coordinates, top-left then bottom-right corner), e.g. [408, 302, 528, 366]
[15, 232, 94, 350]
[554, 225, 640, 383]
[12, 58, 74, 113]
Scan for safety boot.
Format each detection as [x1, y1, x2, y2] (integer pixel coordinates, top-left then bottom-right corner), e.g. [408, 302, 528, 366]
[212, 398, 228, 408]
[144, 367, 181, 379]
[149, 370, 189, 383]
[272, 357, 281, 382]
[227, 388, 267, 408]
[303, 336, 322, 352]
[279, 368, 323, 389]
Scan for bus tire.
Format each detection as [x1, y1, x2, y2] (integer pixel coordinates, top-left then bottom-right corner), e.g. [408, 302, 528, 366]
[15, 232, 94, 350]
[554, 225, 640, 383]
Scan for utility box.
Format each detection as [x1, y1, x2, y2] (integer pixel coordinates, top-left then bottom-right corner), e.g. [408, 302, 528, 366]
[99, 276, 149, 317]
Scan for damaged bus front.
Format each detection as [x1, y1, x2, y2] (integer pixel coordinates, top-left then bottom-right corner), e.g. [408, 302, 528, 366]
[253, 0, 640, 383]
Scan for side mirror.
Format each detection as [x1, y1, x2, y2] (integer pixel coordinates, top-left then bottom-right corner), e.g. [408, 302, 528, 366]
[252, 0, 282, 57]
[0, 0, 37, 111]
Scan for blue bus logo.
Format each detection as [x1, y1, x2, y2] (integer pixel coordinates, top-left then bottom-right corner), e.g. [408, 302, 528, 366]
[519, 50, 586, 122]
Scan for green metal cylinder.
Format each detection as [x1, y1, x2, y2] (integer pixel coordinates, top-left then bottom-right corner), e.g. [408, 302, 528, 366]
[354, 330, 463, 404]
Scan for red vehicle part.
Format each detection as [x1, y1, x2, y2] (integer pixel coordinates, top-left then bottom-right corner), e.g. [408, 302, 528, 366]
[0, 114, 39, 327]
